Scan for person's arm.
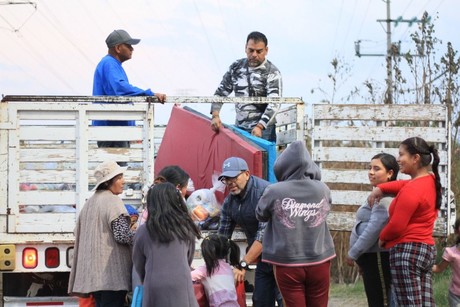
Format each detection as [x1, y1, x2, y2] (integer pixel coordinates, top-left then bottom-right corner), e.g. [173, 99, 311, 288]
[251, 63, 283, 137]
[377, 180, 409, 195]
[234, 218, 266, 283]
[433, 259, 449, 273]
[111, 215, 135, 244]
[348, 204, 389, 261]
[253, 66, 282, 134]
[102, 62, 154, 96]
[368, 180, 408, 207]
[433, 247, 453, 273]
[211, 65, 234, 132]
[191, 265, 207, 281]
[217, 201, 236, 239]
[233, 239, 263, 283]
[100, 58, 166, 101]
[243, 240, 263, 264]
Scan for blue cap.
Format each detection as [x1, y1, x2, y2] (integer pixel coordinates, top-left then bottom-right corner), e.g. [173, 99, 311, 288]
[218, 157, 248, 180]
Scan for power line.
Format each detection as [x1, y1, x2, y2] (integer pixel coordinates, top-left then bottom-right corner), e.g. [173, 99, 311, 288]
[355, 0, 429, 104]
[0, 0, 36, 32]
[192, 0, 221, 75]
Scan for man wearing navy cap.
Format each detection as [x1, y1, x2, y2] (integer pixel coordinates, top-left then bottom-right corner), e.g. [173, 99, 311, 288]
[93, 29, 166, 152]
[218, 157, 282, 307]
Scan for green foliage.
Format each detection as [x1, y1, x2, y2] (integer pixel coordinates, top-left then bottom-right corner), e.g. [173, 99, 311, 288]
[433, 264, 451, 306]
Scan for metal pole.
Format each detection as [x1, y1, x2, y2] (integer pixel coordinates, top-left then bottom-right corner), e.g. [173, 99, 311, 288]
[385, 0, 393, 104]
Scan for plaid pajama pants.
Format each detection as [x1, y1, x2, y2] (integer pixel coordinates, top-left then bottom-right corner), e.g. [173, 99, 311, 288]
[390, 242, 436, 306]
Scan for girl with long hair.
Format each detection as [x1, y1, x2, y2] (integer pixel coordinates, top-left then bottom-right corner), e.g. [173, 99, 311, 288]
[133, 182, 201, 307]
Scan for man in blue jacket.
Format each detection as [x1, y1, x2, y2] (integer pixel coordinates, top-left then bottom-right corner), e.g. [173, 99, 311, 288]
[218, 157, 282, 307]
[93, 29, 166, 151]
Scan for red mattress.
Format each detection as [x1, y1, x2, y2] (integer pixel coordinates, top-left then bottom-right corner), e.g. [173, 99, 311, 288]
[154, 105, 264, 202]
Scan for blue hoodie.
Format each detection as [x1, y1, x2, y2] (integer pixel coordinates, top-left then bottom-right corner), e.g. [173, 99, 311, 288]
[256, 141, 336, 266]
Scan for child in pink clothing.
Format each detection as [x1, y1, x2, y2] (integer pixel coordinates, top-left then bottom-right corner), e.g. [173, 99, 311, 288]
[191, 234, 240, 307]
[433, 217, 460, 307]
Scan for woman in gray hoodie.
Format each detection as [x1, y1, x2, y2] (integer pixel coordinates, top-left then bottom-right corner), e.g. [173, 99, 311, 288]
[256, 140, 335, 307]
[346, 153, 399, 307]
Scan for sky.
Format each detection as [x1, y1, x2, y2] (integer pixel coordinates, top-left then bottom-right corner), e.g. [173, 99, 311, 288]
[0, 0, 458, 124]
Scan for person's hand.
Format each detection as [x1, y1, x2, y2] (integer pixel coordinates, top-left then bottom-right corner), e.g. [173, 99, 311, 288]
[233, 267, 246, 284]
[345, 256, 355, 267]
[367, 187, 383, 207]
[378, 239, 386, 248]
[251, 125, 263, 138]
[154, 92, 167, 103]
[211, 115, 222, 132]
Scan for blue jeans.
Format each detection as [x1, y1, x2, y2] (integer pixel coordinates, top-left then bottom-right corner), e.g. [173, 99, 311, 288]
[253, 261, 283, 307]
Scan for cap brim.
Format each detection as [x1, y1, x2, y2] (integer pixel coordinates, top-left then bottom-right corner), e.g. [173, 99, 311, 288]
[126, 38, 140, 45]
[218, 171, 241, 180]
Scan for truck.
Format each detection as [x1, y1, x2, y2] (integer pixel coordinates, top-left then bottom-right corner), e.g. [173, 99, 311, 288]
[0, 95, 305, 307]
[0, 95, 455, 306]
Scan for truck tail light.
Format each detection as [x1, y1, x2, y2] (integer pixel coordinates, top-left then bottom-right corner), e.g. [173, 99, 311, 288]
[45, 247, 60, 268]
[23, 247, 38, 269]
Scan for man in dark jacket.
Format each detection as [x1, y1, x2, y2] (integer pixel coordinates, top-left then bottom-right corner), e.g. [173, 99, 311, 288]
[218, 157, 282, 307]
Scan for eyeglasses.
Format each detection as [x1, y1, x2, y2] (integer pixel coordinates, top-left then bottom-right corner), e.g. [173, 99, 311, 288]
[220, 172, 244, 185]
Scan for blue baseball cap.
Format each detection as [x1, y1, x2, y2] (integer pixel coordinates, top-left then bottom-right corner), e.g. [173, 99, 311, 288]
[218, 157, 249, 180]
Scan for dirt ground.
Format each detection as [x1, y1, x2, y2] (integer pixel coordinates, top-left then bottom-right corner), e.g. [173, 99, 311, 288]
[328, 297, 368, 307]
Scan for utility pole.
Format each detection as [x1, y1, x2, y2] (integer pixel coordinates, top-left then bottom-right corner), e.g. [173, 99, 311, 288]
[385, 0, 393, 104]
[354, 0, 427, 104]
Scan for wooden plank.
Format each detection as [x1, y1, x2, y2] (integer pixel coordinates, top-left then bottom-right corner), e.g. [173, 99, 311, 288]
[276, 106, 297, 126]
[314, 126, 447, 142]
[313, 147, 448, 164]
[314, 104, 446, 121]
[19, 169, 143, 184]
[19, 126, 76, 141]
[322, 169, 369, 184]
[323, 169, 448, 187]
[19, 110, 77, 120]
[330, 190, 369, 206]
[14, 213, 75, 233]
[327, 211, 446, 236]
[20, 148, 75, 162]
[19, 191, 75, 205]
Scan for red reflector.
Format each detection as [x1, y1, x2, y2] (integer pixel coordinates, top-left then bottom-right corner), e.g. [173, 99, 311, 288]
[26, 302, 64, 306]
[45, 247, 60, 268]
[22, 247, 38, 269]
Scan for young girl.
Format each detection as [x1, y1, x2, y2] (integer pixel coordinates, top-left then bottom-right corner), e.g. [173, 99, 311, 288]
[132, 182, 201, 307]
[191, 234, 240, 307]
[433, 218, 460, 307]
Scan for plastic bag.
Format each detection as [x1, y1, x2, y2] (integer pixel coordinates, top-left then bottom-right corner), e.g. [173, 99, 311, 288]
[131, 285, 143, 307]
[186, 172, 225, 222]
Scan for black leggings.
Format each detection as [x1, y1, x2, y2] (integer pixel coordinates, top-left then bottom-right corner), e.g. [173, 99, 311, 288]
[356, 251, 392, 307]
[92, 290, 127, 307]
